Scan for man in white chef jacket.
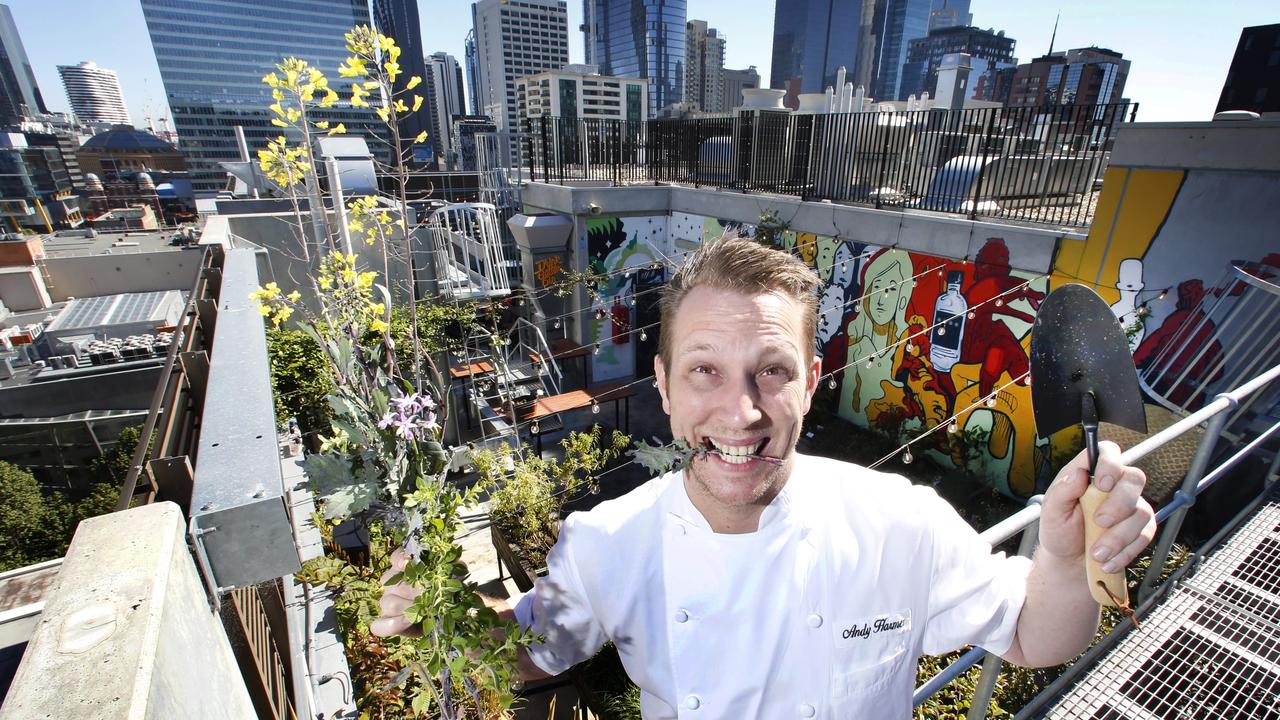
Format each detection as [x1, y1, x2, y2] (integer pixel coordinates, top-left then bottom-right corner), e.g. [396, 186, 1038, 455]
[374, 237, 1156, 719]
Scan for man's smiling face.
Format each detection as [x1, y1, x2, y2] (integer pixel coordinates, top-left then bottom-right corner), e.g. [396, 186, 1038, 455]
[655, 285, 820, 513]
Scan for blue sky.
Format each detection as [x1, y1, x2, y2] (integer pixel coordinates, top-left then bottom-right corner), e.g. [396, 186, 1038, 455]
[7, 0, 1277, 128]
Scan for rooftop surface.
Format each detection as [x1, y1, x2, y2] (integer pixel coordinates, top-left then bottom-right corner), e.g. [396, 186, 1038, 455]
[39, 230, 190, 258]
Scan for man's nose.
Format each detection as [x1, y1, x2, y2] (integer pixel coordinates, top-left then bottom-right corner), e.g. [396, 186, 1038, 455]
[722, 374, 764, 426]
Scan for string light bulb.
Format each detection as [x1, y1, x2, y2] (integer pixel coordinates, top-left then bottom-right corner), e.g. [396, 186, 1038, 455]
[827, 376, 837, 389]
[985, 396, 997, 408]
[590, 484, 601, 495]
[902, 449, 913, 464]
[593, 343, 601, 355]
[639, 329, 647, 341]
[554, 319, 561, 329]
[591, 401, 600, 414]
[947, 420, 958, 434]
[531, 422, 540, 434]
[995, 298, 1004, 307]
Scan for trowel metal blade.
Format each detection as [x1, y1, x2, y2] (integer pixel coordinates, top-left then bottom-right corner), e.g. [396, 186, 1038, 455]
[1030, 283, 1148, 438]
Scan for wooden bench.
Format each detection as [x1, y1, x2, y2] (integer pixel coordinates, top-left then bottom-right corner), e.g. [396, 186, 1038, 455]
[449, 360, 495, 380]
[518, 382, 637, 452]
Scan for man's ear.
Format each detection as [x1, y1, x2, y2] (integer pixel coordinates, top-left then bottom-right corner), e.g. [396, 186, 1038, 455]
[802, 355, 820, 415]
[653, 355, 671, 415]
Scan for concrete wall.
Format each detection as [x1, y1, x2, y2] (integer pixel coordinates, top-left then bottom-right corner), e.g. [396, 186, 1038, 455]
[1057, 121, 1280, 405]
[0, 364, 162, 419]
[0, 502, 256, 720]
[0, 266, 51, 311]
[42, 248, 202, 301]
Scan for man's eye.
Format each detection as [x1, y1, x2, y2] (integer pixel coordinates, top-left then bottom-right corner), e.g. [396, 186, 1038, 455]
[692, 365, 714, 374]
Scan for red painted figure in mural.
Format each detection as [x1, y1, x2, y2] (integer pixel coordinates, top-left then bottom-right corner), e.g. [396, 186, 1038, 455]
[959, 238, 1044, 399]
[1133, 278, 1224, 408]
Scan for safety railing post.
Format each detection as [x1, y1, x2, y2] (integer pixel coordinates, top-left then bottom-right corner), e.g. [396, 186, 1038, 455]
[1137, 408, 1230, 604]
[966, 510, 1040, 720]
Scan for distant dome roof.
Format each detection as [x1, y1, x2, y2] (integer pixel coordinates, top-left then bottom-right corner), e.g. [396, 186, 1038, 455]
[82, 125, 176, 153]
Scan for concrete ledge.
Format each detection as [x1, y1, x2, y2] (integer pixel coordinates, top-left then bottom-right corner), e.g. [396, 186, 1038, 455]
[521, 182, 1072, 273]
[1110, 121, 1280, 172]
[0, 503, 256, 720]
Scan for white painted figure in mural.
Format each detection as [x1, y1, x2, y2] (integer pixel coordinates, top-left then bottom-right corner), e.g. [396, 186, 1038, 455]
[843, 248, 915, 418]
[1110, 258, 1146, 351]
[374, 237, 1156, 719]
[816, 242, 858, 347]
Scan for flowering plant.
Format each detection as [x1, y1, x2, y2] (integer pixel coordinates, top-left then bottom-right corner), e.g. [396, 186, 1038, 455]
[250, 26, 532, 720]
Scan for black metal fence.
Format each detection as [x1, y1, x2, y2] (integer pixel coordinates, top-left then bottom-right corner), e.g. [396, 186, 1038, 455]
[524, 102, 1137, 227]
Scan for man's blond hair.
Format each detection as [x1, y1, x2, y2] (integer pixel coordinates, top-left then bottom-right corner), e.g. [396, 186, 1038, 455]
[657, 235, 821, 370]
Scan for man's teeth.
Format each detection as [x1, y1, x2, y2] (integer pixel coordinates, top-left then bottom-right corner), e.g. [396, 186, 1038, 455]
[707, 439, 765, 464]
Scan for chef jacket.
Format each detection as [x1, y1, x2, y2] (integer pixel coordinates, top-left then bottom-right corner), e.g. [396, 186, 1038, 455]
[513, 453, 1032, 719]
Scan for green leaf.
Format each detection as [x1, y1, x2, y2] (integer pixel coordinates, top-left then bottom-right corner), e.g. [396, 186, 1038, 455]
[320, 481, 378, 519]
[628, 437, 698, 475]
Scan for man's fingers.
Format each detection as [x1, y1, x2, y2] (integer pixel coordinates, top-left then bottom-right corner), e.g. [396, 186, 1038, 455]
[1092, 465, 1148, 529]
[370, 615, 422, 638]
[1043, 464, 1089, 522]
[380, 591, 414, 617]
[1091, 441, 1129, 493]
[1092, 507, 1156, 573]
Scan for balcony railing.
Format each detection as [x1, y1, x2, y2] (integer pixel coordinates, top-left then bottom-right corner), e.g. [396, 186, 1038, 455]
[524, 102, 1137, 228]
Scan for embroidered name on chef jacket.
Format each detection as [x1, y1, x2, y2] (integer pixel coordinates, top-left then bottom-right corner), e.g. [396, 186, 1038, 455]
[836, 610, 912, 647]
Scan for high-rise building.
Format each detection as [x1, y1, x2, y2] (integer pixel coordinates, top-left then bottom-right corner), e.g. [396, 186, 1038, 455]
[771, 0, 931, 107]
[866, 0, 933, 101]
[471, 0, 569, 164]
[139, 0, 387, 193]
[1217, 24, 1280, 117]
[722, 66, 760, 111]
[57, 62, 131, 126]
[424, 52, 466, 169]
[684, 20, 725, 113]
[0, 130, 82, 232]
[928, 0, 971, 32]
[583, 0, 687, 115]
[900, 26, 1016, 103]
[0, 4, 47, 123]
[464, 29, 481, 116]
[1006, 47, 1130, 108]
[372, 0, 431, 155]
[518, 65, 648, 121]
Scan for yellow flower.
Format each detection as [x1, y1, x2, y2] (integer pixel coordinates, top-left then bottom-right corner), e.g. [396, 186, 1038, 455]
[412, 95, 423, 112]
[376, 106, 391, 122]
[369, 318, 388, 334]
[287, 290, 301, 302]
[329, 123, 346, 136]
[258, 304, 272, 317]
[315, 120, 330, 130]
[263, 73, 280, 87]
[358, 272, 378, 289]
[414, 131, 428, 144]
[271, 118, 288, 127]
[405, 76, 421, 90]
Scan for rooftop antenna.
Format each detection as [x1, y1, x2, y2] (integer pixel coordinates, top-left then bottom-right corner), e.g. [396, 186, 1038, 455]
[1048, 11, 1060, 56]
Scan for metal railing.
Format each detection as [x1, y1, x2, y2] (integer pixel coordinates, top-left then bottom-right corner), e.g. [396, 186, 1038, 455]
[426, 202, 513, 299]
[914, 362, 1280, 718]
[524, 102, 1136, 228]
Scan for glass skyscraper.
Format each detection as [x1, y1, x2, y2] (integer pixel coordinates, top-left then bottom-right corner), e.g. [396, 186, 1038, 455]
[770, 0, 933, 107]
[583, 0, 686, 115]
[140, 0, 387, 193]
[0, 4, 47, 123]
[770, 0, 869, 107]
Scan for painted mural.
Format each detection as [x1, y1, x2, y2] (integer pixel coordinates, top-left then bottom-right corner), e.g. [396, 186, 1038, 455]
[808, 237, 1049, 498]
[1059, 166, 1280, 412]
[583, 215, 673, 382]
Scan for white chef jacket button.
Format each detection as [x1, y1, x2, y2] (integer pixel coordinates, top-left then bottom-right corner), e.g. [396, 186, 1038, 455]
[684, 695, 701, 710]
[807, 613, 823, 628]
[798, 703, 816, 717]
[674, 609, 690, 623]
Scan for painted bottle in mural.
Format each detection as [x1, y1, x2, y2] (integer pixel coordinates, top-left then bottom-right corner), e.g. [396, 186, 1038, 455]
[930, 270, 967, 372]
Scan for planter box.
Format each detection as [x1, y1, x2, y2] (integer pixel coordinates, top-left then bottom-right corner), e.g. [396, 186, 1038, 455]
[490, 523, 538, 593]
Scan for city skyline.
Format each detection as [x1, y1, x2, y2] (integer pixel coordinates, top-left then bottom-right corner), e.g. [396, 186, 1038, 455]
[3, 0, 1277, 127]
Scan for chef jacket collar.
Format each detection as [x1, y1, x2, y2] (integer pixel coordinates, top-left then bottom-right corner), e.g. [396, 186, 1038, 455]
[664, 457, 806, 535]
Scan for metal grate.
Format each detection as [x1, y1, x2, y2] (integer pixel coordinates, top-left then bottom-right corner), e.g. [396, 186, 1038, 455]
[1039, 492, 1280, 719]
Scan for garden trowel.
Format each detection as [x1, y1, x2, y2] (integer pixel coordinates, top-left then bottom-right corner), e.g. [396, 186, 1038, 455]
[1030, 283, 1147, 612]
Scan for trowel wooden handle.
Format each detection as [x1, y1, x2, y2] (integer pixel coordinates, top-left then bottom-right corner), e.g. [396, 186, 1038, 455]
[1080, 483, 1128, 608]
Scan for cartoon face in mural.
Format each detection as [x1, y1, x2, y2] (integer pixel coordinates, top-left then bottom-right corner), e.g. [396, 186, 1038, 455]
[584, 215, 673, 382]
[858, 249, 914, 332]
